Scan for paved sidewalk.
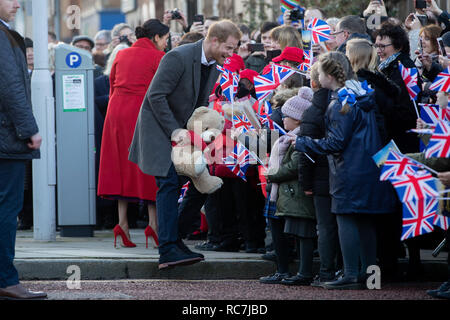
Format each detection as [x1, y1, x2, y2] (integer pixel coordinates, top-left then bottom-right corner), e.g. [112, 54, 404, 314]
[14, 229, 448, 281]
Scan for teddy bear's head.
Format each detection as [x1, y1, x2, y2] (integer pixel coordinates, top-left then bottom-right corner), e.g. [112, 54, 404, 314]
[186, 107, 225, 144]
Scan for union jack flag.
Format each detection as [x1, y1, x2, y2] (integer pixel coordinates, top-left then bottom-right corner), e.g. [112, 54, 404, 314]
[420, 104, 450, 126]
[223, 142, 254, 180]
[307, 18, 332, 44]
[390, 171, 440, 203]
[433, 213, 450, 230]
[429, 67, 450, 93]
[401, 197, 437, 240]
[178, 181, 190, 204]
[298, 50, 311, 72]
[380, 150, 424, 181]
[263, 101, 272, 116]
[254, 64, 295, 101]
[258, 105, 286, 135]
[217, 65, 239, 102]
[398, 62, 420, 101]
[232, 113, 254, 133]
[425, 120, 450, 158]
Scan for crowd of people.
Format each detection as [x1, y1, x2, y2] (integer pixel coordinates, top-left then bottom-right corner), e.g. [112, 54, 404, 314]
[1, 0, 450, 299]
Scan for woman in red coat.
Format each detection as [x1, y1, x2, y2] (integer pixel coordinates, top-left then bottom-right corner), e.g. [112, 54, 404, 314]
[98, 19, 169, 247]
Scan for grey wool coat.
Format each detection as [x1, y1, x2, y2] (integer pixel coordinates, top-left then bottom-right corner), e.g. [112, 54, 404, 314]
[129, 40, 219, 177]
[0, 23, 39, 160]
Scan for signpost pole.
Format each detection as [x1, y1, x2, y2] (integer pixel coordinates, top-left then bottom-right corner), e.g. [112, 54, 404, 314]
[31, 0, 56, 241]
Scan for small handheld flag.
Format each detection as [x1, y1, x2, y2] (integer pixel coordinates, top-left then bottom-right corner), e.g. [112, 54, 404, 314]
[429, 67, 450, 93]
[307, 18, 332, 44]
[425, 120, 450, 158]
[398, 61, 421, 101]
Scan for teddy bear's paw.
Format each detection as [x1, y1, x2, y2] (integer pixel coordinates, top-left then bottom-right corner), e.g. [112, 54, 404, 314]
[194, 155, 207, 176]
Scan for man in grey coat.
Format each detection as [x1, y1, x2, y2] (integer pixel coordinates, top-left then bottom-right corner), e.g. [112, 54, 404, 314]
[129, 20, 241, 269]
[0, 0, 46, 299]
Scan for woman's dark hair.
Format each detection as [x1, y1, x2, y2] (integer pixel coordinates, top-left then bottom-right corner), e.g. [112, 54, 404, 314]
[374, 22, 410, 55]
[135, 19, 169, 40]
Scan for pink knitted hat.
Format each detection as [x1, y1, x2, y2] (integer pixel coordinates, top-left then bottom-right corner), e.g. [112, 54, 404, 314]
[281, 87, 313, 121]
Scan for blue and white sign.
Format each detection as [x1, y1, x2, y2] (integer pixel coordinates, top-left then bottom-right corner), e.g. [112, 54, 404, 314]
[66, 52, 82, 68]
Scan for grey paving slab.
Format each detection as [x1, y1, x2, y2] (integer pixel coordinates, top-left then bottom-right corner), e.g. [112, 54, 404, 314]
[13, 230, 449, 281]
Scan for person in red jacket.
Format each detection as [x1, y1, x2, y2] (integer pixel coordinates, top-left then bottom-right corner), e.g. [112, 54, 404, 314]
[98, 19, 169, 248]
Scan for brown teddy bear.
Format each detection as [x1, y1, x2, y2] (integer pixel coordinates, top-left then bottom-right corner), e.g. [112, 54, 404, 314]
[171, 107, 225, 194]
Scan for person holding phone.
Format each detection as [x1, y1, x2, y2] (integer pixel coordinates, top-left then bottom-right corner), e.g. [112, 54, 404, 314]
[415, 24, 442, 76]
[245, 21, 279, 73]
[424, 0, 450, 34]
[418, 30, 449, 83]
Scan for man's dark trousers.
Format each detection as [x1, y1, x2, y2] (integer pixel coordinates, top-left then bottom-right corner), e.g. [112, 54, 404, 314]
[0, 159, 25, 288]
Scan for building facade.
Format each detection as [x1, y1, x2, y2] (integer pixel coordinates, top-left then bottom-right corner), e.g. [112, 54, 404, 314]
[10, 0, 450, 42]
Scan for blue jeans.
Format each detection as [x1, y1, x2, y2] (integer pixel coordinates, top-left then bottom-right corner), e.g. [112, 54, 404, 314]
[0, 159, 25, 288]
[155, 163, 182, 255]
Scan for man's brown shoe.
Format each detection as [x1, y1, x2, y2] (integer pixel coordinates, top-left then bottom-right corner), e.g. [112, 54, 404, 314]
[0, 284, 47, 300]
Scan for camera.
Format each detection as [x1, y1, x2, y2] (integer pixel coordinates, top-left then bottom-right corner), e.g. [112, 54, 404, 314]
[289, 8, 304, 21]
[247, 43, 265, 53]
[171, 8, 182, 20]
[119, 35, 132, 46]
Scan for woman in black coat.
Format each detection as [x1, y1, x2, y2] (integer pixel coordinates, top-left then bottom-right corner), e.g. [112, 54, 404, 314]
[373, 22, 421, 154]
[373, 22, 438, 279]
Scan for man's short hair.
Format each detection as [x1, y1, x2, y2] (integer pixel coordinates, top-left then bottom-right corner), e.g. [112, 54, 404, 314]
[306, 7, 327, 20]
[260, 21, 279, 35]
[48, 31, 57, 42]
[178, 32, 204, 46]
[206, 20, 242, 43]
[338, 15, 366, 35]
[205, 16, 220, 22]
[238, 24, 251, 36]
[94, 30, 111, 43]
[24, 37, 33, 49]
[442, 31, 450, 48]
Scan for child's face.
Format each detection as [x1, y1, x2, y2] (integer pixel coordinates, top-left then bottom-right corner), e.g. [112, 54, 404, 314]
[283, 116, 301, 131]
[318, 67, 333, 90]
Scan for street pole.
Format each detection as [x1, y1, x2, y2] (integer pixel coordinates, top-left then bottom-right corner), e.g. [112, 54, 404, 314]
[31, 0, 56, 241]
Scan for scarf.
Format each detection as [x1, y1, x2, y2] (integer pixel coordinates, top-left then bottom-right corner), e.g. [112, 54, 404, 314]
[268, 127, 301, 202]
[377, 52, 401, 72]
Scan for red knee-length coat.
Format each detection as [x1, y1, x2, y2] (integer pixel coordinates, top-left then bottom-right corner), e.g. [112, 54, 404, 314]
[98, 38, 164, 201]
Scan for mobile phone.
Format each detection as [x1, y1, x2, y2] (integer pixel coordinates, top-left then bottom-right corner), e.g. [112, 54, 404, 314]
[419, 39, 423, 54]
[247, 43, 264, 53]
[415, 0, 427, 9]
[437, 37, 447, 56]
[193, 14, 204, 24]
[301, 30, 312, 51]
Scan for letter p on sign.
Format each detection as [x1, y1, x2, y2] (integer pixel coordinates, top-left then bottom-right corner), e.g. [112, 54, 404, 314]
[66, 52, 82, 68]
